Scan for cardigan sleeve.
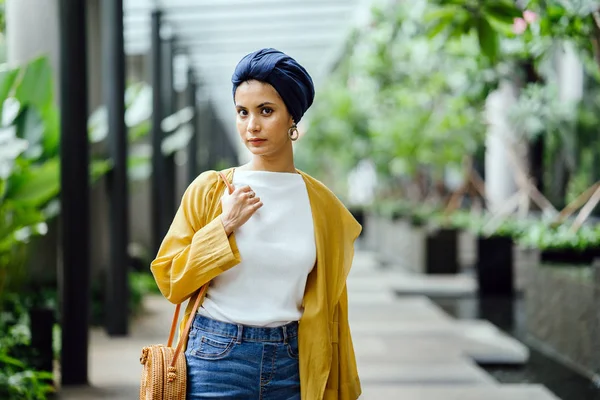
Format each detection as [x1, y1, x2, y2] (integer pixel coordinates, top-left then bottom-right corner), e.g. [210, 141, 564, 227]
[325, 285, 362, 400]
[150, 171, 241, 304]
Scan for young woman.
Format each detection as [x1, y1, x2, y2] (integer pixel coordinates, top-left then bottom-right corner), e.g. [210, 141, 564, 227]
[151, 48, 362, 400]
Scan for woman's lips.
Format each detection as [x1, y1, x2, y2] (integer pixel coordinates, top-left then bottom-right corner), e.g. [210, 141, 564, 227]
[248, 138, 266, 145]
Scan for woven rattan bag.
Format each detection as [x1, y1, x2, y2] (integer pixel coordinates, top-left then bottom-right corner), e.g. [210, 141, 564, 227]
[139, 285, 206, 400]
[140, 172, 234, 399]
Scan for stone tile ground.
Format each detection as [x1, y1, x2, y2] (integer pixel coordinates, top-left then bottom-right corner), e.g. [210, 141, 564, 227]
[59, 249, 561, 399]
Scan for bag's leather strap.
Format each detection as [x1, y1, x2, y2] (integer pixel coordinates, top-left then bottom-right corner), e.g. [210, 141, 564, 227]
[167, 170, 234, 368]
[219, 170, 235, 194]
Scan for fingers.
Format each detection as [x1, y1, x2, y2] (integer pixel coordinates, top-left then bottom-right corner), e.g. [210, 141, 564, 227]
[231, 185, 262, 210]
[248, 196, 261, 205]
[232, 185, 253, 199]
[237, 185, 252, 193]
[233, 185, 258, 200]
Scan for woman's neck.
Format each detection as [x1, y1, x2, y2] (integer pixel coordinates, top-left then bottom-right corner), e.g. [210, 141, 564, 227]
[240, 157, 296, 173]
[242, 157, 297, 173]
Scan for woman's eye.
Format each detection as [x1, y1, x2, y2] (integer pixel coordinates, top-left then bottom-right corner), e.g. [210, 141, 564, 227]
[261, 107, 273, 115]
[237, 109, 248, 117]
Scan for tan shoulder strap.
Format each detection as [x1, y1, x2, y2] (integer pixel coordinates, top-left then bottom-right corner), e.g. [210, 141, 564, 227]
[218, 170, 234, 194]
[169, 285, 208, 368]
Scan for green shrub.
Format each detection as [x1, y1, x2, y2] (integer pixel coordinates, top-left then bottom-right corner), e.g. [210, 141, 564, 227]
[518, 222, 600, 251]
[0, 294, 55, 399]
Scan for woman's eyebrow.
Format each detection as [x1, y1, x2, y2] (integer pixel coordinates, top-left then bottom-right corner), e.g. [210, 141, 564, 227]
[257, 102, 275, 108]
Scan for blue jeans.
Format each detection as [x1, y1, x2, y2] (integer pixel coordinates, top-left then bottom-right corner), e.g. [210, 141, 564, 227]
[185, 314, 301, 399]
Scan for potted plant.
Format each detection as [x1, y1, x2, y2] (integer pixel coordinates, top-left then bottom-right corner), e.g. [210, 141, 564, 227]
[518, 223, 600, 266]
[422, 208, 463, 275]
[473, 217, 529, 297]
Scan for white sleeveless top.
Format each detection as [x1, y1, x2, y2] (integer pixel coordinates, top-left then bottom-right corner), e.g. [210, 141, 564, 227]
[198, 170, 316, 327]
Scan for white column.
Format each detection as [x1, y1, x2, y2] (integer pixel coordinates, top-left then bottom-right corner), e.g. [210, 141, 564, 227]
[484, 80, 520, 211]
[5, 0, 60, 94]
[556, 41, 583, 103]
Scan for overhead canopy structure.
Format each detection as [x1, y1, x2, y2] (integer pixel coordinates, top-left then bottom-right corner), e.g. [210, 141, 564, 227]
[123, 0, 369, 155]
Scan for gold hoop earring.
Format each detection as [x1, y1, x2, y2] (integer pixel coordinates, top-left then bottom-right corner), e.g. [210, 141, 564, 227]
[288, 124, 299, 141]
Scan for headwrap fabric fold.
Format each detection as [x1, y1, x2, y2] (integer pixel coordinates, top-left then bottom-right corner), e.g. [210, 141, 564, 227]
[232, 48, 315, 124]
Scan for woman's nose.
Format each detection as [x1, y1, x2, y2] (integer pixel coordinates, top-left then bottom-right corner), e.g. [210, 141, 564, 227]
[247, 116, 260, 132]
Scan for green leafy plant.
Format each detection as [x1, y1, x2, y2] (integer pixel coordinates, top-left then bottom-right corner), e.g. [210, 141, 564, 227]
[426, 0, 523, 63]
[0, 295, 55, 399]
[299, 0, 491, 204]
[427, 0, 600, 208]
[518, 222, 600, 250]
[0, 55, 117, 297]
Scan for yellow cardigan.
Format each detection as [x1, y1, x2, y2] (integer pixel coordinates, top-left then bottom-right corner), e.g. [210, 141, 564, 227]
[151, 168, 362, 400]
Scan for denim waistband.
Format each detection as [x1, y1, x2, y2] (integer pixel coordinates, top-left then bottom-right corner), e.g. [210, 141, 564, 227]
[191, 314, 298, 343]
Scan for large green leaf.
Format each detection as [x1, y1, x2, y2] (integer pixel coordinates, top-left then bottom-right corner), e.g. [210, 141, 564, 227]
[482, 1, 522, 23]
[41, 106, 60, 158]
[0, 353, 25, 368]
[484, 11, 517, 36]
[0, 66, 20, 118]
[0, 126, 28, 179]
[427, 16, 455, 39]
[424, 6, 466, 39]
[15, 56, 53, 111]
[6, 158, 60, 206]
[14, 107, 44, 159]
[476, 16, 499, 63]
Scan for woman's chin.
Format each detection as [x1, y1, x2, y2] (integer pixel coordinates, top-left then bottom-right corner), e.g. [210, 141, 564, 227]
[246, 146, 270, 156]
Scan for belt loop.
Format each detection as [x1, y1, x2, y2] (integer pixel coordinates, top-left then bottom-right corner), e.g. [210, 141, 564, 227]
[282, 325, 288, 344]
[236, 324, 243, 344]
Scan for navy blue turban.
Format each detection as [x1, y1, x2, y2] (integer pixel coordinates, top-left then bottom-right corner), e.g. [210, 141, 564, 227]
[232, 48, 315, 124]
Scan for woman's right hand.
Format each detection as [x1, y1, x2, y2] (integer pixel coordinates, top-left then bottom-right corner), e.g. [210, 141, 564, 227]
[220, 185, 262, 235]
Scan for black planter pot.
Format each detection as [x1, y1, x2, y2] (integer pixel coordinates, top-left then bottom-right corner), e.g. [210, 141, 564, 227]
[540, 247, 600, 266]
[476, 236, 514, 297]
[425, 228, 459, 274]
[29, 307, 55, 374]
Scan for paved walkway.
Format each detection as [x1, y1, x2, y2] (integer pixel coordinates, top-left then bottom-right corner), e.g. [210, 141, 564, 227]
[59, 249, 561, 399]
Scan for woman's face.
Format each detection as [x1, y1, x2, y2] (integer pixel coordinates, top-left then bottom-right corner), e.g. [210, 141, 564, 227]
[234, 80, 294, 157]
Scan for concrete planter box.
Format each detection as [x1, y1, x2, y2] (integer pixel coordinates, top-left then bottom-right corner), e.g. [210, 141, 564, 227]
[378, 217, 426, 273]
[406, 220, 426, 273]
[458, 230, 477, 271]
[364, 213, 384, 253]
[381, 217, 414, 269]
[524, 261, 600, 379]
[514, 246, 540, 293]
[364, 214, 461, 274]
[386, 218, 459, 275]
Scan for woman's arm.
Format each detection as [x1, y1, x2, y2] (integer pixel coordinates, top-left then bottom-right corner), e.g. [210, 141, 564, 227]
[150, 171, 241, 304]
